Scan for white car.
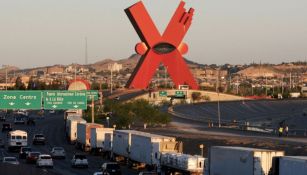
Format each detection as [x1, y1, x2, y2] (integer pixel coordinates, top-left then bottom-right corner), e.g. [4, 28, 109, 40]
[36, 154, 53, 168]
[2, 157, 19, 165]
[71, 154, 88, 168]
[93, 172, 103, 175]
[49, 110, 55, 114]
[50, 147, 66, 159]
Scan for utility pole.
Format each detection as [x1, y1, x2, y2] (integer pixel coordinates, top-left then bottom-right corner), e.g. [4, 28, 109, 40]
[109, 64, 113, 95]
[290, 72, 292, 91]
[164, 66, 167, 88]
[216, 68, 221, 128]
[91, 96, 95, 123]
[5, 65, 8, 91]
[85, 37, 88, 65]
[265, 76, 268, 96]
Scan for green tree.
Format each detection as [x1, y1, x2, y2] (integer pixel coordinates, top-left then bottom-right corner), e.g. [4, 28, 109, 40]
[14, 76, 26, 90]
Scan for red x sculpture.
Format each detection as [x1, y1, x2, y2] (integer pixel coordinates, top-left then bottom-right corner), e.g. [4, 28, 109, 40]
[125, 1, 199, 90]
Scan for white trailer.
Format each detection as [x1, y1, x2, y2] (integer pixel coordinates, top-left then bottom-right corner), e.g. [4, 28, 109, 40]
[90, 128, 114, 154]
[76, 123, 103, 152]
[112, 130, 141, 159]
[129, 131, 180, 166]
[209, 146, 284, 175]
[161, 153, 205, 175]
[279, 156, 307, 175]
[66, 117, 86, 144]
[7, 130, 28, 152]
[112, 130, 181, 169]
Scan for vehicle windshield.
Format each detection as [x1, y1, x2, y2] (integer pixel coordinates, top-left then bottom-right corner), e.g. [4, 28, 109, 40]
[107, 164, 120, 169]
[22, 147, 31, 152]
[41, 156, 51, 159]
[16, 136, 22, 139]
[54, 147, 64, 151]
[75, 155, 86, 159]
[35, 134, 44, 138]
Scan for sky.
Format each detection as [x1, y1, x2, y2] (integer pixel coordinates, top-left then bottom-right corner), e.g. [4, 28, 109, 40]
[0, 0, 307, 69]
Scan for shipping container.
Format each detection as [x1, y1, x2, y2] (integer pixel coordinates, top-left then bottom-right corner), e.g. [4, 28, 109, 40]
[90, 128, 114, 153]
[76, 123, 103, 151]
[209, 146, 284, 175]
[66, 117, 86, 144]
[279, 156, 307, 175]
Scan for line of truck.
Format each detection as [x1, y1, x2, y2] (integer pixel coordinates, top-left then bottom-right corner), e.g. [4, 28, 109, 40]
[64, 110, 205, 175]
[64, 110, 307, 175]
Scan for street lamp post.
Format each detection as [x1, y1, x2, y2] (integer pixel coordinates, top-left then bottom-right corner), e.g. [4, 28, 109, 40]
[199, 144, 204, 157]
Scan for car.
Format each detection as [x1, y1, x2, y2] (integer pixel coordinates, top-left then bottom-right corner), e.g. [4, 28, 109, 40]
[36, 154, 53, 168]
[26, 151, 41, 163]
[93, 172, 103, 175]
[49, 110, 55, 114]
[14, 115, 26, 124]
[2, 123, 12, 132]
[0, 112, 7, 122]
[2, 157, 19, 165]
[19, 147, 32, 159]
[71, 154, 88, 168]
[50, 147, 66, 159]
[32, 134, 46, 145]
[138, 172, 158, 175]
[114, 96, 120, 101]
[0, 138, 4, 148]
[101, 162, 121, 175]
[16, 110, 28, 116]
[27, 118, 36, 125]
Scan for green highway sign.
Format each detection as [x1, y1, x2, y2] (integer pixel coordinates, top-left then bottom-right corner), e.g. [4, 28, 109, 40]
[85, 90, 99, 101]
[43, 91, 87, 110]
[159, 91, 167, 97]
[175, 91, 185, 97]
[0, 91, 42, 109]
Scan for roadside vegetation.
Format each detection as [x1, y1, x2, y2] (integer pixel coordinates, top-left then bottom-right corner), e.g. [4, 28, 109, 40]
[102, 99, 171, 129]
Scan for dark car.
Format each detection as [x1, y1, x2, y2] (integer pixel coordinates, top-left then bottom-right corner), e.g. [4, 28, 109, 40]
[33, 134, 46, 145]
[0, 112, 7, 122]
[26, 151, 41, 163]
[19, 147, 32, 159]
[2, 123, 12, 132]
[27, 118, 35, 125]
[101, 162, 121, 175]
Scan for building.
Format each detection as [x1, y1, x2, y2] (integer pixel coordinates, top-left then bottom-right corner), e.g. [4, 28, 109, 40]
[47, 66, 64, 74]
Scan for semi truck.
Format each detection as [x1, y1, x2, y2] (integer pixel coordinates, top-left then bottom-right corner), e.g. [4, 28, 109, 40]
[66, 116, 86, 144]
[209, 146, 284, 175]
[76, 123, 104, 152]
[90, 127, 114, 154]
[161, 153, 205, 175]
[112, 130, 182, 169]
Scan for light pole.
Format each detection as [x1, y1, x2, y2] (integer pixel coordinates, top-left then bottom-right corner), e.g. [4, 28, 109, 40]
[2, 65, 8, 90]
[106, 116, 110, 128]
[199, 144, 204, 157]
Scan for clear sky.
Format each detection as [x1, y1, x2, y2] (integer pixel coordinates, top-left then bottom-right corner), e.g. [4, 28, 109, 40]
[0, 0, 307, 68]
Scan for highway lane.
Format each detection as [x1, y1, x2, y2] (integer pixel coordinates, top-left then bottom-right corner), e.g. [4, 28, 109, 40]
[0, 111, 138, 175]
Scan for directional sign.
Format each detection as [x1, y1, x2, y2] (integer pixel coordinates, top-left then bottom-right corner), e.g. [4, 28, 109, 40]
[175, 91, 185, 98]
[159, 91, 167, 97]
[0, 91, 42, 109]
[85, 90, 99, 101]
[43, 91, 87, 110]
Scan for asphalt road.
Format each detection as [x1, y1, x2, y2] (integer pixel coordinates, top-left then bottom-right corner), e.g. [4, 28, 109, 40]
[0, 111, 138, 175]
[173, 99, 307, 130]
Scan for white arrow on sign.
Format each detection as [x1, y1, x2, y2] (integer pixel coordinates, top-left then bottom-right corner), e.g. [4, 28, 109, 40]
[73, 105, 79, 108]
[9, 102, 15, 106]
[52, 105, 57, 109]
[25, 102, 31, 106]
